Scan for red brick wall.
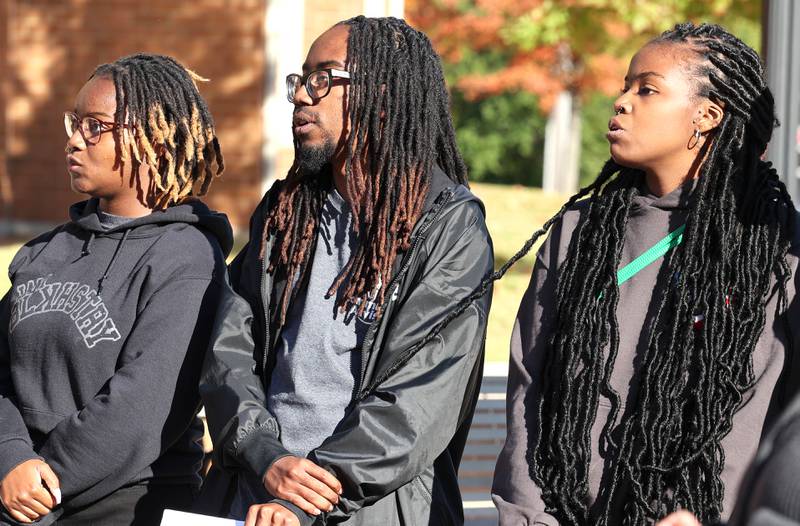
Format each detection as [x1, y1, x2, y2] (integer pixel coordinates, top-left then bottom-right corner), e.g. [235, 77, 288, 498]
[4, 0, 266, 230]
[0, 0, 8, 221]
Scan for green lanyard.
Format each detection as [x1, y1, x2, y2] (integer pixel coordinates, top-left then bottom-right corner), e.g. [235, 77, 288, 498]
[617, 224, 686, 286]
[598, 224, 685, 299]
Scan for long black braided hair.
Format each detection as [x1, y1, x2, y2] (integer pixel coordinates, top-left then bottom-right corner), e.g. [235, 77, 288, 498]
[572, 24, 793, 524]
[260, 16, 467, 322]
[92, 53, 224, 207]
[362, 21, 795, 524]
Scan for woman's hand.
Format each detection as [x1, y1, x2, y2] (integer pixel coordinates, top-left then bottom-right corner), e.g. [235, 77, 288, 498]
[263, 456, 341, 516]
[656, 510, 702, 526]
[245, 503, 301, 526]
[0, 459, 61, 523]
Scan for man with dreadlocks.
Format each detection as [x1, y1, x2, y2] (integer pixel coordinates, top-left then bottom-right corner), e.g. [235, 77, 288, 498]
[200, 15, 493, 526]
[492, 22, 800, 526]
[0, 54, 231, 525]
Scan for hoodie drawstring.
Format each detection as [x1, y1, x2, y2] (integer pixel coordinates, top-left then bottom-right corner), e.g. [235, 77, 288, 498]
[98, 229, 131, 295]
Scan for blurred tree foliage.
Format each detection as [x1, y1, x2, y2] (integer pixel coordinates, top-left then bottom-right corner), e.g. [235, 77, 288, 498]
[452, 90, 547, 186]
[579, 91, 616, 187]
[407, 0, 763, 186]
[445, 48, 547, 184]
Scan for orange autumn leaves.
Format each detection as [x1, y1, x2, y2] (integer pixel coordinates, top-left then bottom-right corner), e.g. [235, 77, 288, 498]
[407, 0, 629, 113]
[406, 0, 760, 114]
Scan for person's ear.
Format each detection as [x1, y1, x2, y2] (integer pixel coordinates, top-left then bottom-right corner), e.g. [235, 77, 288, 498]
[695, 100, 724, 133]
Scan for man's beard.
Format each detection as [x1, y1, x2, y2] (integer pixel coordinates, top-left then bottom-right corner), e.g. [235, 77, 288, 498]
[296, 137, 336, 175]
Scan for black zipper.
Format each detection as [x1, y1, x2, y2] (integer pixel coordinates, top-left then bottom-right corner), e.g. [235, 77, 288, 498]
[356, 187, 455, 394]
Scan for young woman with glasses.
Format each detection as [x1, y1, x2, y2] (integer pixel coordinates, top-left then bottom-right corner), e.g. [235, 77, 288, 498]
[0, 54, 232, 525]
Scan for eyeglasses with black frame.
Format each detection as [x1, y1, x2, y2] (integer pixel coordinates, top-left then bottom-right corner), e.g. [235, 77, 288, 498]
[285, 68, 351, 103]
[63, 111, 128, 145]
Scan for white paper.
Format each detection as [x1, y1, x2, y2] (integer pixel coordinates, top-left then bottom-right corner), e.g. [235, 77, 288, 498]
[160, 509, 244, 525]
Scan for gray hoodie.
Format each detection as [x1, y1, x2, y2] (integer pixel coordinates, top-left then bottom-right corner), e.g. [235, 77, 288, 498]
[492, 180, 800, 525]
[0, 198, 232, 523]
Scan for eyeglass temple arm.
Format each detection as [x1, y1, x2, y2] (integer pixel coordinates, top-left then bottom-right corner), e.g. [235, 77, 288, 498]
[330, 68, 350, 79]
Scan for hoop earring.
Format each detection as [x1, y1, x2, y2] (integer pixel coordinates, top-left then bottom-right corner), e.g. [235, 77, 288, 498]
[688, 128, 702, 150]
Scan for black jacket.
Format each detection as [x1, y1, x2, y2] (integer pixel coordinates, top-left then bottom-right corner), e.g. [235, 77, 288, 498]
[727, 390, 800, 526]
[0, 198, 232, 524]
[200, 167, 494, 525]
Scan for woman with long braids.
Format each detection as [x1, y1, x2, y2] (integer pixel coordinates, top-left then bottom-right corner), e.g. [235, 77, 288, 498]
[491, 23, 800, 525]
[0, 54, 231, 525]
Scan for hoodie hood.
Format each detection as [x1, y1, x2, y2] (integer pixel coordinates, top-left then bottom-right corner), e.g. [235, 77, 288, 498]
[632, 174, 699, 212]
[69, 198, 234, 257]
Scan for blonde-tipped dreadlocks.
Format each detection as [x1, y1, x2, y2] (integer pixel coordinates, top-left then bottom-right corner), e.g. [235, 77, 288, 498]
[92, 53, 224, 207]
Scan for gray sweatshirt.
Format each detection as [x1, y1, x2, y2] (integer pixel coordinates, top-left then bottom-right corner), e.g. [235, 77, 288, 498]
[0, 198, 232, 523]
[266, 189, 371, 458]
[492, 180, 800, 525]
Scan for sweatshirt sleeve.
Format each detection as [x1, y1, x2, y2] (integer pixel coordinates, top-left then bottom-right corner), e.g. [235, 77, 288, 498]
[0, 290, 41, 484]
[289, 203, 493, 526]
[198, 278, 291, 481]
[491, 237, 561, 525]
[35, 276, 222, 509]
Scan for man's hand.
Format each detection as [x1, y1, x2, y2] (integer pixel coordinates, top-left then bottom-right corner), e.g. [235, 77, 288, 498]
[245, 503, 301, 526]
[0, 459, 61, 523]
[656, 510, 702, 526]
[263, 456, 341, 516]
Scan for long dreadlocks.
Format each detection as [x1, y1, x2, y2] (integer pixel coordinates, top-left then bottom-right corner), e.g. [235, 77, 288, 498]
[527, 23, 796, 525]
[260, 16, 467, 322]
[362, 21, 795, 524]
[92, 54, 224, 207]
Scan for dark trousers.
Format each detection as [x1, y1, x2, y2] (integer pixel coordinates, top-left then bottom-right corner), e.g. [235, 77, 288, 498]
[57, 484, 196, 526]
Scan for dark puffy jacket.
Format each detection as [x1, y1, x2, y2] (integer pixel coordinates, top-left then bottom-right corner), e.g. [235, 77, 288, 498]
[727, 390, 800, 526]
[199, 167, 494, 525]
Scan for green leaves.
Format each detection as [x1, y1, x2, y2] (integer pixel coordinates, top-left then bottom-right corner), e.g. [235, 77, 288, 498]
[502, 1, 570, 49]
[451, 90, 546, 185]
